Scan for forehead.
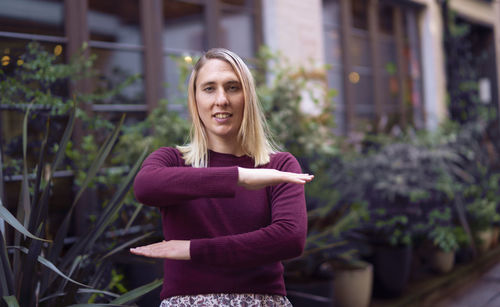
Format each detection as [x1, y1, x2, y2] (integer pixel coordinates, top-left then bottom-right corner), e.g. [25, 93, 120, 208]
[196, 59, 240, 84]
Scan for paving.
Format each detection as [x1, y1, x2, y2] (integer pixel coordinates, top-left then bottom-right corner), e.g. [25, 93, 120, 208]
[434, 261, 500, 307]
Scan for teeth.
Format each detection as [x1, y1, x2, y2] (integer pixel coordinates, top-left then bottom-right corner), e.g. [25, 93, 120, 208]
[214, 113, 230, 119]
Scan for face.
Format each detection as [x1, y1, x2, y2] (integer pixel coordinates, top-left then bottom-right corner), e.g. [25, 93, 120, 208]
[195, 59, 245, 148]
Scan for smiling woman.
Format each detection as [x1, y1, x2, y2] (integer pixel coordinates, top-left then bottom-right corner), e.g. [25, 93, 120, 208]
[130, 48, 314, 307]
[194, 58, 245, 154]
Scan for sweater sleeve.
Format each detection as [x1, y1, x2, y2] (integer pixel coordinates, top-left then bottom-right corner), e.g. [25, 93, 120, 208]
[190, 152, 307, 267]
[133, 147, 239, 207]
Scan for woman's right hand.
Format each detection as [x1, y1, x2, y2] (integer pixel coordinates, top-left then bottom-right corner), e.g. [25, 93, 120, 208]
[237, 167, 314, 190]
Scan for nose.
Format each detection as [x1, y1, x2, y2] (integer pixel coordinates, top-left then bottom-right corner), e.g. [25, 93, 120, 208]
[215, 88, 228, 106]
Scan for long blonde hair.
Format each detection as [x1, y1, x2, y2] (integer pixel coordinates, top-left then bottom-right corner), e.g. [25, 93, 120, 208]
[177, 48, 277, 167]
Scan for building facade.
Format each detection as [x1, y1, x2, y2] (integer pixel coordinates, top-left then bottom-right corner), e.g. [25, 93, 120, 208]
[1, 0, 499, 133]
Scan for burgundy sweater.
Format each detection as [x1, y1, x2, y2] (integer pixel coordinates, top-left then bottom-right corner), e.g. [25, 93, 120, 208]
[133, 147, 307, 299]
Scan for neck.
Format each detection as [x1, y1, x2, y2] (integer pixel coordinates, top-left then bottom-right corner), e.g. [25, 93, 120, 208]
[208, 138, 244, 157]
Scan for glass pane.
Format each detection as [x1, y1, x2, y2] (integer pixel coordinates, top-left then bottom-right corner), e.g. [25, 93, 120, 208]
[0, 38, 66, 80]
[91, 48, 145, 104]
[164, 54, 191, 114]
[381, 75, 399, 112]
[323, 0, 340, 27]
[220, 10, 255, 59]
[352, 0, 368, 30]
[379, 39, 397, 74]
[163, 0, 205, 51]
[378, 4, 394, 35]
[0, 0, 64, 36]
[327, 67, 345, 133]
[351, 33, 371, 67]
[352, 73, 374, 117]
[324, 28, 342, 65]
[88, 0, 141, 44]
[404, 9, 425, 128]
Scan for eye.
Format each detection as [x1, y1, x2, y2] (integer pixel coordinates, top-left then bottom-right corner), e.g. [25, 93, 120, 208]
[227, 84, 241, 92]
[203, 86, 214, 93]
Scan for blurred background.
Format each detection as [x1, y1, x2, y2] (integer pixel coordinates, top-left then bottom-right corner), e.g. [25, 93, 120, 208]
[1, 0, 500, 306]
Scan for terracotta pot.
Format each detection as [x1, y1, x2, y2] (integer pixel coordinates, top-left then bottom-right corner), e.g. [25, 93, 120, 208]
[333, 263, 373, 307]
[491, 226, 500, 248]
[429, 248, 455, 274]
[477, 229, 493, 253]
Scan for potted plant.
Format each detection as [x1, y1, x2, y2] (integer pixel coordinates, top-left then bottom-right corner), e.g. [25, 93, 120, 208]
[329, 243, 373, 307]
[420, 207, 463, 273]
[310, 202, 372, 307]
[285, 200, 371, 307]
[466, 198, 500, 253]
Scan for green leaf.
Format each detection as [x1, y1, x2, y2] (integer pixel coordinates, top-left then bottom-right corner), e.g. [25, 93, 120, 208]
[61, 146, 148, 269]
[0, 199, 50, 242]
[2, 296, 20, 307]
[8, 246, 89, 288]
[76, 288, 119, 298]
[0, 234, 14, 296]
[51, 114, 125, 269]
[109, 278, 163, 304]
[21, 104, 32, 227]
[100, 231, 153, 261]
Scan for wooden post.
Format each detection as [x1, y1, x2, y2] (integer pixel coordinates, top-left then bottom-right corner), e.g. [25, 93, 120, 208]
[340, 0, 355, 131]
[368, 0, 383, 128]
[65, 0, 94, 237]
[141, 0, 164, 113]
[394, 6, 408, 128]
[205, 0, 221, 48]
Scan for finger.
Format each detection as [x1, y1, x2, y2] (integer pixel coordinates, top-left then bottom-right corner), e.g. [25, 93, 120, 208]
[131, 240, 166, 250]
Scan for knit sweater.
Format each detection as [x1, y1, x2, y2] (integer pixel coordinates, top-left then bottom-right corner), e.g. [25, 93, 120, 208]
[133, 147, 307, 299]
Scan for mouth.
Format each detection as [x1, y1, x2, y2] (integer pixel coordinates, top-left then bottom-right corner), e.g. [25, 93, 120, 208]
[213, 112, 232, 119]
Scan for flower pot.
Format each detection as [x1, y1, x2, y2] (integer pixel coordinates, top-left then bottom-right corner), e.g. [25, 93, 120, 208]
[429, 248, 455, 274]
[491, 226, 500, 248]
[333, 263, 373, 307]
[371, 244, 412, 298]
[476, 228, 493, 253]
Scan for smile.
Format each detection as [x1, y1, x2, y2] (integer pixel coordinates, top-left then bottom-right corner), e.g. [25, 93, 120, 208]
[213, 113, 232, 119]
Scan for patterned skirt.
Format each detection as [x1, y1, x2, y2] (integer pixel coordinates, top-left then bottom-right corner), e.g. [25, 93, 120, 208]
[160, 293, 293, 307]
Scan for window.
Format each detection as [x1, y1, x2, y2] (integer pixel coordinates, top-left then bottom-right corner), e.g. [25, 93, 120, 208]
[88, 0, 147, 125]
[323, 0, 424, 132]
[163, 0, 205, 106]
[323, 0, 345, 133]
[161, 0, 260, 110]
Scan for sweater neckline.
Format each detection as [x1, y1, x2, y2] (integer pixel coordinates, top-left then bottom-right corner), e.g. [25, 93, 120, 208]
[208, 149, 252, 162]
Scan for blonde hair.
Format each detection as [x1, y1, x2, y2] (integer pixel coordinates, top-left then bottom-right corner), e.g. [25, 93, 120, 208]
[177, 48, 277, 167]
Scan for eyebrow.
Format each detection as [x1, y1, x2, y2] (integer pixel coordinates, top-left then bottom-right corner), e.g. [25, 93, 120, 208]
[199, 80, 241, 88]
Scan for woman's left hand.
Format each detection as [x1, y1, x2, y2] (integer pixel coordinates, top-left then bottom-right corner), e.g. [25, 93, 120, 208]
[130, 240, 191, 260]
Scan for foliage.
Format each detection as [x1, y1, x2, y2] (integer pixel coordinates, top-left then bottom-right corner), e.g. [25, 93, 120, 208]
[0, 107, 161, 306]
[0, 42, 91, 115]
[465, 199, 500, 231]
[442, 3, 497, 124]
[253, 46, 338, 174]
[0, 42, 165, 306]
[425, 208, 465, 252]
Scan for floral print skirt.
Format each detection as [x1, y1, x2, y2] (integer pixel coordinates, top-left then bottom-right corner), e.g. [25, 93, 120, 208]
[160, 293, 293, 307]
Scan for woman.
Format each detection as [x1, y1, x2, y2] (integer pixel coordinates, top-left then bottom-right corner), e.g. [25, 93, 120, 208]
[131, 48, 313, 306]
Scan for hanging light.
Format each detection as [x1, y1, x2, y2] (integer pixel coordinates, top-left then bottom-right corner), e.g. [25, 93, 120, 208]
[54, 44, 63, 56]
[348, 71, 360, 84]
[1, 55, 10, 66]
